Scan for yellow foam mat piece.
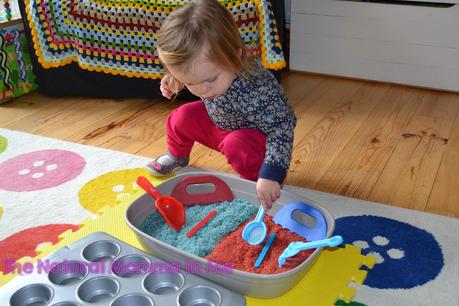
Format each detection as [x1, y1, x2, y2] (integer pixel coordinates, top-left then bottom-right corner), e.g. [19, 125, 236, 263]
[247, 245, 375, 305]
[1, 188, 375, 305]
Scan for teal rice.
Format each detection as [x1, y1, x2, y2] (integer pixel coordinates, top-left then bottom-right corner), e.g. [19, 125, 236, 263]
[140, 198, 257, 257]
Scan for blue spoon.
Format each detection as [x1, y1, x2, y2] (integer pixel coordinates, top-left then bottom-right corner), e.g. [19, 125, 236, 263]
[242, 206, 267, 245]
[278, 235, 343, 267]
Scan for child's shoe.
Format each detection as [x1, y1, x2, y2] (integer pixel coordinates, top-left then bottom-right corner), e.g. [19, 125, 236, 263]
[146, 152, 189, 176]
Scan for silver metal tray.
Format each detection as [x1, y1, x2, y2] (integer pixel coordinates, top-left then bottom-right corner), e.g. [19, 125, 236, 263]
[0, 231, 245, 306]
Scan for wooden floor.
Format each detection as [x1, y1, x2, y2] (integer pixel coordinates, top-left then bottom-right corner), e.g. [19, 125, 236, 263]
[1, 71, 458, 218]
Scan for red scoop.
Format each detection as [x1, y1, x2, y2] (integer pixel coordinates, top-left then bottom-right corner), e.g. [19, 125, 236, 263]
[136, 176, 185, 231]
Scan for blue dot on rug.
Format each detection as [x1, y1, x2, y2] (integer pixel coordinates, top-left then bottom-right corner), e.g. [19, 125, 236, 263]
[335, 215, 444, 289]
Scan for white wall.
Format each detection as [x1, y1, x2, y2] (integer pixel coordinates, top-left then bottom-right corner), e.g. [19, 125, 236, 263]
[289, 0, 459, 92]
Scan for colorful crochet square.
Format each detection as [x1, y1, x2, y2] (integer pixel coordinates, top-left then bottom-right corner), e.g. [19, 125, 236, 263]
[24, 0, 286, 78]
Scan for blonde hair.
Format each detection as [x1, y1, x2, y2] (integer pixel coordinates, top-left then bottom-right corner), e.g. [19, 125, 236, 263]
[157, 0, 249, 75]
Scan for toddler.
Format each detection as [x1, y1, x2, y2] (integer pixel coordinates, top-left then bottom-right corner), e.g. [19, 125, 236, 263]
[147, 0, 296, 210]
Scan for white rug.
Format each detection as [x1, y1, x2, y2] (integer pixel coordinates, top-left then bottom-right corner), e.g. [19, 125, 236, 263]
[0, 128, 458, 306]
[286, 185, 459, 306]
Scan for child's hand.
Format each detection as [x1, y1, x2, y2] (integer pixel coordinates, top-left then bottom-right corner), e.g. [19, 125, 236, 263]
[160, 74, 182, 99]
[256, 178, 281, 211]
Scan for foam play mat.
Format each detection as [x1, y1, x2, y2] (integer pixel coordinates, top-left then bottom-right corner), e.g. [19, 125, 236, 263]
[1, 193, 374, 305]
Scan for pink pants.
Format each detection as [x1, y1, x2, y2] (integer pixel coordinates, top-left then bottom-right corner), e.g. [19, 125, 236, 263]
[167, 101, 266, 181]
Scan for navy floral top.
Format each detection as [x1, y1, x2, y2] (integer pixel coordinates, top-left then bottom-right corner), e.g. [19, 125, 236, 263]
[203, 63, 297, 183]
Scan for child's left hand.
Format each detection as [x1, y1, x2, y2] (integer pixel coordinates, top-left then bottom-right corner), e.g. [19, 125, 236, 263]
[256, 178, 281, 211]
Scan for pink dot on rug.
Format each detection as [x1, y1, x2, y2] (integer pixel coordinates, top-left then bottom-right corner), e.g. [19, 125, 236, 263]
[0, 224, 80, 274]
[0, 149, 86, 191]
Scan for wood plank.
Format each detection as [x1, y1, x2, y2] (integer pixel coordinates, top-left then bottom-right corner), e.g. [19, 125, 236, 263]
[289, 80, 389, 187]
[281, 71, 326, 105]
[2, 71, 459, 218]
[34, 99, 153, 140]
[290, 76, 360, 122]
[427, 106, 459, 217]
[64, 99, 168, 144]
[315, 85, 425, 200]
[76, 99, 176, 154]
[288, 78, 364, 186]
[2, 97, 105, 135]
[0, 92, 72, 127]
[369, 92, 459, 211]
[135, 137, 171, 161]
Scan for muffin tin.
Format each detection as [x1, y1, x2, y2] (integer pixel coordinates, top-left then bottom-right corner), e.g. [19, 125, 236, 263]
[126, 171, 336, 298]
[0, 232, 245, 306]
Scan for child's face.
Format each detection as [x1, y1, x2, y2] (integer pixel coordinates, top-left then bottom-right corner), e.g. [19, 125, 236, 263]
[167, 53, 236, 100]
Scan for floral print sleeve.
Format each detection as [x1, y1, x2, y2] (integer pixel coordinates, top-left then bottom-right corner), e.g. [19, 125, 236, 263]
[247, 70, 296, 183]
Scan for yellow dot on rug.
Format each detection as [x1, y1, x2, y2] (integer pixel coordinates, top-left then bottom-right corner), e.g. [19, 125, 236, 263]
[0, 207, 3, 221]
[0, 134, 7, 153]
[78, 168, 169, 213]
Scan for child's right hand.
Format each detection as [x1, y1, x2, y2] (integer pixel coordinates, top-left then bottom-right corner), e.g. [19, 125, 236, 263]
[160, 74, 182, 99]
[256, 178, 281, 211]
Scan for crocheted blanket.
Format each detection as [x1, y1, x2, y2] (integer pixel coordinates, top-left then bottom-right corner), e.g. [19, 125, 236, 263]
[24, 0, 285, 79]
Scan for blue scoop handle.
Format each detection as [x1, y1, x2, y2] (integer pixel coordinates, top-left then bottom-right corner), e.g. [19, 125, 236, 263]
[293, 235, 343, 251]
[254, 206, 265, 222]
[278, 235, 344, 267]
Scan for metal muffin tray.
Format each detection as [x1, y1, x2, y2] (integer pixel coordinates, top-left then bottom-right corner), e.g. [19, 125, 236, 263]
[126, 172, 335, 298]
[0, 232, 245, 306]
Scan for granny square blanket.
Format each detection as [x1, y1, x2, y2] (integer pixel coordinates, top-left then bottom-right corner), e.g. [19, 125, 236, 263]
[24, 0, 285, 79]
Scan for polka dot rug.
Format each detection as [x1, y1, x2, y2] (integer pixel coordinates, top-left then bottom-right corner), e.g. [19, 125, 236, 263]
[1, 128, 458, 305]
